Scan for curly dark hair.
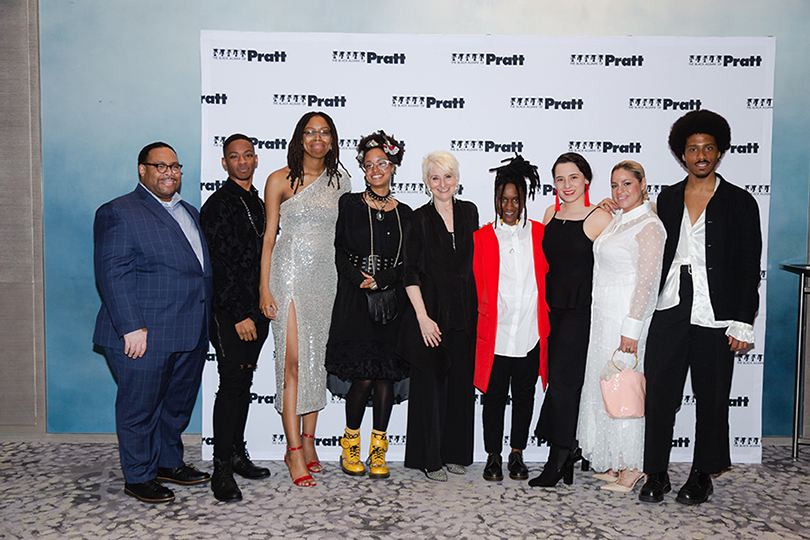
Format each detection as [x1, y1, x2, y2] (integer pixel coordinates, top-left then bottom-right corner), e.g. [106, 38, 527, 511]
[489, 154, 540, 227]
[668, 109, 731, 164]
[551, 152, 593, 183]
[287, 111, 343, 192]
[356, 130, 405, 169]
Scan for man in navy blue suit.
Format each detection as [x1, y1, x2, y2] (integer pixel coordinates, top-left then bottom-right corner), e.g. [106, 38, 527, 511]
[94, 142, 214, 503]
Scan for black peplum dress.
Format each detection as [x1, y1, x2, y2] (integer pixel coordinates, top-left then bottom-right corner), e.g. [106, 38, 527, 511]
[534, 210, 596, 449]
[326, 193, 412, 400]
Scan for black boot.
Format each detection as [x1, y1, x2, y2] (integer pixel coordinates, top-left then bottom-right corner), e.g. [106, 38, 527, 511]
[528, 445, 574, 487]
[231, 443, 271, 479]
[212, 457, 242, 502]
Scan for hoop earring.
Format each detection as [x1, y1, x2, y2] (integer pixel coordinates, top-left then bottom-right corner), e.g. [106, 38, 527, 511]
[584, 184, 590, 207]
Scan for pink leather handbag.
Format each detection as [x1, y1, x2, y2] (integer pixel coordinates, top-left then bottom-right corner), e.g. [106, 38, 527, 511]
[599, 350, 646, 419]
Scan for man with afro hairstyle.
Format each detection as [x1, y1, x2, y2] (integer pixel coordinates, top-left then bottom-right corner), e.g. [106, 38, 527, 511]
[638, 110, 762, 505]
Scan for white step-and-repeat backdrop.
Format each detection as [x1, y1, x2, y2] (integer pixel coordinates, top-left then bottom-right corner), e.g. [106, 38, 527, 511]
[200, 31, 773, 464]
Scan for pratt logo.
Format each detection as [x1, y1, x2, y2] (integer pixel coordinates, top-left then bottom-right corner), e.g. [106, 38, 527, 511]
[392, 182, 426, 195]
[201, 180, 227, 192]
[205, 352, 216, 362]
[729, 142, 759, 154]
[451, 53, 525, 66]
[391, 96, 465, 109]
[332, 51, 406, 64]
[747, 98, 773, 109]
[213, 135, 288, 150]
[273, 94, 346, 107]
[733, 437, 761, 448]
[646, 184, 667, 197]
[629, 98, 702, 111]
[729, 396, 750, 407]
[338, 138, 361, 151]
[567, 141, 641, 154]
[737, 353, 764, 365]
[672, 437, 691, 448]
[212, 48, 287, 62]
[689, 54, 762, 67]
[250, 393, 276, 404]
[201, 93, 227, 105]
[682, 395, 697, 406]
[450, 140, 523, 153]
[745, 184, 770, 196]
[272, 434, 286, 445]
[510, 97, 584, 110]
[570, 54, 644, 67]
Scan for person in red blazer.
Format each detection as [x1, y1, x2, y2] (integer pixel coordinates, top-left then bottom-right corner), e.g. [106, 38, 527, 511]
[473, 154, 550, 482]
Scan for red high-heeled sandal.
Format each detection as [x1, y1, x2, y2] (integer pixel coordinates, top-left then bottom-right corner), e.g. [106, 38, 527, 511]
[302, 433, 323, 473]
[284, 446, 315, 487]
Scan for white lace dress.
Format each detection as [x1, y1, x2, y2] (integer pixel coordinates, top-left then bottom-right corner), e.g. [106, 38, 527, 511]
[577, 202, 666, 472]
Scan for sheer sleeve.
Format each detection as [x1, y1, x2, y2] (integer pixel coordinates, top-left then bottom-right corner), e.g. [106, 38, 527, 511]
[621, 218, 666, 340]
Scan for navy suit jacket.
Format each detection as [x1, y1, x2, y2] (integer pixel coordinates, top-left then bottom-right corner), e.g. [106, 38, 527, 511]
[93, 184, 213, 352]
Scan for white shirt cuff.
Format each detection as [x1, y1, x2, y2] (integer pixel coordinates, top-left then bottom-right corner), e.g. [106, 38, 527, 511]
[726, 321, 755, 344]
[621, 317, 644, 341]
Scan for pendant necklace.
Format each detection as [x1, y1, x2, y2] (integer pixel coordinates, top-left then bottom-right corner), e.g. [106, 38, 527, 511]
[365, 187, 393, 221]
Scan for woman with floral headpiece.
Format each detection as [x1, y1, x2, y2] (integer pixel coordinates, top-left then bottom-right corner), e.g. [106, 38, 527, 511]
[473, 154, 550, 482]
[326, 130, 412, 480]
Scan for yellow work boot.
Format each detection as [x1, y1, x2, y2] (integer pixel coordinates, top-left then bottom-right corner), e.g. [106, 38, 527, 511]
[367, 429, 390, 479]
[340, 427, 365, 476]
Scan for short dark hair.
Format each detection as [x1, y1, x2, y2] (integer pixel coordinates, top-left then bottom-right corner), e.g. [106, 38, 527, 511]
[222, 133, 254, 157]
[668, 109, 731, 164]
[138, 142, 175, 165]
[551, 152, 593, 183]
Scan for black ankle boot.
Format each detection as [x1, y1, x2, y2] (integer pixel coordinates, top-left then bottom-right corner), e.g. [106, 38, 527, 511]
[231, 443, 271, 479]
[528, 445, 574, 487]
[212, 457, 242, 502]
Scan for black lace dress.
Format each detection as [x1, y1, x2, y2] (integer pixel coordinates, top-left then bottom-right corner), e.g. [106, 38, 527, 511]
[325, 192, 412, 401]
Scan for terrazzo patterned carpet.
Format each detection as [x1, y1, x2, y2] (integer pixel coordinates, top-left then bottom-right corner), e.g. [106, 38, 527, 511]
[0, 439, 808, 539]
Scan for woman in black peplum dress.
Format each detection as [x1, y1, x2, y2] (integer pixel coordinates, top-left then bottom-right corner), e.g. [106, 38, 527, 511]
[326, 131, 411, 479]
[529, 153, 611, 487]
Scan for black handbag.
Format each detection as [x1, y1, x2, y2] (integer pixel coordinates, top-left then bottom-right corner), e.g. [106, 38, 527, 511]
[364, 203, 402, 325]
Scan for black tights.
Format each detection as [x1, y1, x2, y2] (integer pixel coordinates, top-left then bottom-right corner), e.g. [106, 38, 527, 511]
[345, 379, 394, 432]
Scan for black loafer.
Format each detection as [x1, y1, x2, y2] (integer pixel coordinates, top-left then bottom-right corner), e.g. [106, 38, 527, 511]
[157, 464, 211, 485]
[638, 471, 671, 503]
[483, 453, 503, 481]
[232, 447, 270, 479]
[125, 479, 174, 503]
[676, 469, 713, 505]
[507, 451, 529, 480]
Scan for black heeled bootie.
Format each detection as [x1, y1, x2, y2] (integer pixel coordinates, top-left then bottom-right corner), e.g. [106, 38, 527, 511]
[528, 445, 574, 487]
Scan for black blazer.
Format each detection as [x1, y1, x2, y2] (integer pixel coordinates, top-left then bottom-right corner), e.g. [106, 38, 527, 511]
[396, 199, 479, 377]
[657, 174, 761, 325]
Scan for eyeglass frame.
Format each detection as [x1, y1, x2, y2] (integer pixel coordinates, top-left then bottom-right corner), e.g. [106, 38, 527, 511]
[143, 162, 183, 174]
[362, 159, 394, 172]
[302, 128, 332, 139]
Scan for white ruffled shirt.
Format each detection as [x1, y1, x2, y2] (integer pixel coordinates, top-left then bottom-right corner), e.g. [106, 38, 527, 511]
[656, 178, 755, 343]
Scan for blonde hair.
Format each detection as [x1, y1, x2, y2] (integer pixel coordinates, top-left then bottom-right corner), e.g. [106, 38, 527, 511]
[421, 151, 460, 181]
[611, 160, 645, 182]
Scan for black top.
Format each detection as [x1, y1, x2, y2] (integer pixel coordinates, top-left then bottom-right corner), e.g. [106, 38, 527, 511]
[200, 178, 266, 323]
[542, 212, 595, 311]
[397, 199, 479, 378]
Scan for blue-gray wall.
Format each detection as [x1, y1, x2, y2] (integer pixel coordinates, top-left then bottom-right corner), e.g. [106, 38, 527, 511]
[41, 0, 810, 434]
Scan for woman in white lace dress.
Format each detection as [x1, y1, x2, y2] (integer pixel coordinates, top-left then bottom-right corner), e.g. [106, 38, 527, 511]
[577, 161, 666, 493]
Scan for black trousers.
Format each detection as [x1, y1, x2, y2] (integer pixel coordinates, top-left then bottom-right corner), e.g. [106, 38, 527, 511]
[643, 269, 734, 475]
[534, 307, 590, 449]
[482, 343, 540, 454]
[210, 312, 269, 461]
[404, 330, 475, 471]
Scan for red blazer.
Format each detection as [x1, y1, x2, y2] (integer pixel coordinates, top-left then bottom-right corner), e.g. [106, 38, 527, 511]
[472, 220, 550, 393]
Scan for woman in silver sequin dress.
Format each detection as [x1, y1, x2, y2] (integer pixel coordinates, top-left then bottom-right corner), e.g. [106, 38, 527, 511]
[259, 112, 349, 487]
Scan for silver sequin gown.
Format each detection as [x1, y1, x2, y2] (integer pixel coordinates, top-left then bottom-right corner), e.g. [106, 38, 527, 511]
[269, 168, 349, 415]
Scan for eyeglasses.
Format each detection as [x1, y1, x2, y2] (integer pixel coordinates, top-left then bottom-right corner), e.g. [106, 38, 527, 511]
[144, 162, 183, 174]
[363, 160, 393, 172]
[303, 129, 332, 139]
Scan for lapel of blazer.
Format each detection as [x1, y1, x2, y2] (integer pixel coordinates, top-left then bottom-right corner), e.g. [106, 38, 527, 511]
[134, 185, 203, 270]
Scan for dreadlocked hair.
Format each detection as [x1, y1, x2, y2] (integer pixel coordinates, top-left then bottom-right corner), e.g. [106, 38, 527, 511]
[488, 153, 540, 227]
[286, 111, 345, 192]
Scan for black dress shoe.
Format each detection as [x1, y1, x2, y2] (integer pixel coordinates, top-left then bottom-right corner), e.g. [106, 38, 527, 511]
[638, 471, 671, 503]
[676, 469, 713, 505]
[212, 458, 242, 502]
[483, 453, 503, 481]
[157, 464, 211, 485]
[231, 446, 271, 479]
[507, 451, 529, 480]
[528, 445, 574, 487]
[124, 479, 174, 503]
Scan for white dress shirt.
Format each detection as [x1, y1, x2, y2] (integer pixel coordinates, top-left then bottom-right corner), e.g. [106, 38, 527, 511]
[493, 220, 540, 357]
[656, 178, 754, 343]
[141, 183, 205, 271]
